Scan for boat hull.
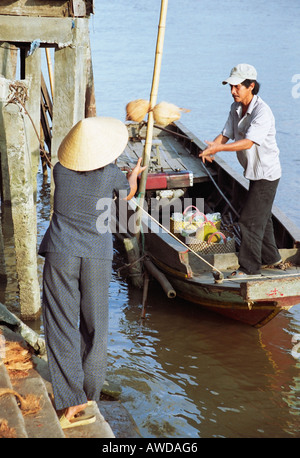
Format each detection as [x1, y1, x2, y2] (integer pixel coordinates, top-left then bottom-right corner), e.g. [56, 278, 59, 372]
[117, 121, 300, 327]
[164, 274, 300, 328]
[146, 254, 300, 327]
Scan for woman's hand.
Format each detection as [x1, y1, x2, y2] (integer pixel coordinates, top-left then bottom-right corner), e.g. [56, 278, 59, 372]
[128, 157, 147, 177]
[125, 157, 147, 200]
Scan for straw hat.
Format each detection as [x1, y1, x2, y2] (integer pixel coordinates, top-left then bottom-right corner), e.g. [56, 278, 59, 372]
[57, 117, 129, 171]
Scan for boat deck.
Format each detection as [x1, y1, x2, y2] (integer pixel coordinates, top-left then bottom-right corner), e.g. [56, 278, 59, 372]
[117, 125, 212, 183]
[118, 123, 300, 327]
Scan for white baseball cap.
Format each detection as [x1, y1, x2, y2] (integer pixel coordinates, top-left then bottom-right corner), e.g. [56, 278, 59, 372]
[222, 63, 257, 85]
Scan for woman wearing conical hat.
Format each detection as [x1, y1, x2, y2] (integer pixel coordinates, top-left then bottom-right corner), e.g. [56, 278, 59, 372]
[39, 117, 145, 429]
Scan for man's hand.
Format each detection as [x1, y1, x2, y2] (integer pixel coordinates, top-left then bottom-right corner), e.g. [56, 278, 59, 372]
[199, 140, 220, 163]
[199, 136, 253, 163]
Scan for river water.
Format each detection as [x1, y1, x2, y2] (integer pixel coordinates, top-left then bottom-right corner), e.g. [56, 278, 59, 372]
[88, 0, 300, 438]
[3, 0, 300, 438]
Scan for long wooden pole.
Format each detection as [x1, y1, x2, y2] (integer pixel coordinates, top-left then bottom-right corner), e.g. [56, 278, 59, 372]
[45, 48, 54, 99]
[135, 0, 168, 240]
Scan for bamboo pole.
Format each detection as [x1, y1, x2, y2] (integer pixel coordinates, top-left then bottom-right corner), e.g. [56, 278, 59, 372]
[45, 48, 54, 99]
[85, 38, 97, 118]
[135, 0, 168, 241]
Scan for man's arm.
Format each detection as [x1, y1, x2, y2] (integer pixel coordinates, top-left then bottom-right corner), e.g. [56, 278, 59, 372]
[212, 134, 230, 145]
[199, 136, 254, 163]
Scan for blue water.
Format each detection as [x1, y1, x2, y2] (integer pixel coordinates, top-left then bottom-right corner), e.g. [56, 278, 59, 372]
[87, 0, 300, 438]
[91, 0, 300, 227]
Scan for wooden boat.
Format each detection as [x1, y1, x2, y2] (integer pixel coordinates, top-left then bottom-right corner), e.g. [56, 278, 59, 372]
[115, 121, 300, 328]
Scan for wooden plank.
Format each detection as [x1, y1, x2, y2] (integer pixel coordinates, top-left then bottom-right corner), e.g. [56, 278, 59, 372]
[240, 273, 300, 301]
[0, 16, 75, 46]
[50, 18, 89, 162]
[272, 205, 300, 245]
[0, 0, 70, 18]
[40, 73, 53, 153]
[121, 124, 210, 181]
[41, 73, 53, 119]
[0, 1, 94, 18]
[118, 143, 141, 167]
[160, 135, 212, 181]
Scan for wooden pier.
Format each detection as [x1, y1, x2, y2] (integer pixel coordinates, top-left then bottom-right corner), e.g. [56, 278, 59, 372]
[0, 1, 96, 319]
[0, 303, 140, 438]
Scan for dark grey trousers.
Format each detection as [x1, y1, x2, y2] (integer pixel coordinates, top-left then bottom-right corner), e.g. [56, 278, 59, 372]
[42, 252, 112, 410]
[238, 178, 281, 275]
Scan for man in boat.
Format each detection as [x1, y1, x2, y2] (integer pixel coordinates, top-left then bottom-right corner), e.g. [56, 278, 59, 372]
[199, 63, 282, 277]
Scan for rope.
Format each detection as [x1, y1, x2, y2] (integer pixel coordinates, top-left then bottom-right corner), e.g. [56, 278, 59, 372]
[133, 200, 224, 280]
[117, 254, 147, 277]
[5, 82, 53, 168]
[199, 160, 240, 219]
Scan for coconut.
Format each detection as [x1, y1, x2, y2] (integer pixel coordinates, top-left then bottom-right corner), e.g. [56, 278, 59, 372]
[126, 99, 150, 122]
[153, 102, 190, 127]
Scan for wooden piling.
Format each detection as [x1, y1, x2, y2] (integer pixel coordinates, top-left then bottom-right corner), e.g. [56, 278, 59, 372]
[123, 237, 144, 289]
[0, 42, 18, 80]
[0, 97, 41, 320]
[22, 47, 41, 201]
[51, 18, 90, 165]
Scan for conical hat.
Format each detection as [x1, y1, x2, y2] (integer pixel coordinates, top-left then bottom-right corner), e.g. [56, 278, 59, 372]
[57, 117, 129, 171]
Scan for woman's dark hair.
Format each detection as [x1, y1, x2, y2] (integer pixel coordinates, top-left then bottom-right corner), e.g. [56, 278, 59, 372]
[242, 79, 260, 95]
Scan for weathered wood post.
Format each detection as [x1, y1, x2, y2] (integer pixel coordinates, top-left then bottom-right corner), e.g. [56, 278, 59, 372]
[0, 42, 18, 204]
[51, 18, 90, 165]
[0, 42, 18, 80]
[0, 43, 18, 285]
[23, 46, 41, 202]
[0, 79, 41, 319]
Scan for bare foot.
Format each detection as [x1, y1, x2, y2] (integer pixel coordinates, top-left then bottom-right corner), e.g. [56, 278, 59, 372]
[64, 402, 88, 420]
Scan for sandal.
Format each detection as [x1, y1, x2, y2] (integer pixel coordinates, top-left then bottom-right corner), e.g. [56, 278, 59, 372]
[59, 413, 96, 429]
[261, 259, 283, 269]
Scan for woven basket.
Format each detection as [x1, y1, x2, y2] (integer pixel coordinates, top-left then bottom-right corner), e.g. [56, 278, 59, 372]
[186, 231, 236, 254]
[170, 206, 207, 235]
[170, 218, 196, 234]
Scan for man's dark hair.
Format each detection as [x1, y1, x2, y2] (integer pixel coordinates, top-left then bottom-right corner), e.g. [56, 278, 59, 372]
[242, 79, 260, 95]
